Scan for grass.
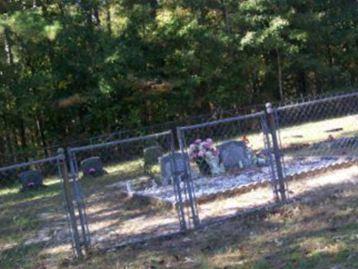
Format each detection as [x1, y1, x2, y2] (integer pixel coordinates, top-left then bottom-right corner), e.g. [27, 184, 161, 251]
[0, 113, 357, 268]
[206, 114, 358, 152]
[73, 114, 358, 188]
[61, 170, 358, 269]
[0, 177, 71, 269]
[0, 164, 357, 268]
[278, 114, 358, 146]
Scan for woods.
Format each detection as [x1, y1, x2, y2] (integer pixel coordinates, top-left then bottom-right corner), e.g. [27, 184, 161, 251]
[0, 0, 357, 163]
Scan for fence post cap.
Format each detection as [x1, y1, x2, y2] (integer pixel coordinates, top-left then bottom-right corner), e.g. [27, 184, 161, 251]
[265, 102, 273, 113]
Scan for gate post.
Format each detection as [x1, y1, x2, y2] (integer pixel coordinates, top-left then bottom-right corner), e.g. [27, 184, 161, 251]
[57, 149, 83, 258]
[169, 131, 187, 231]
[67, 148, 91, 251]
[265, 103, 287, 201]
[176, 127, 200, 228]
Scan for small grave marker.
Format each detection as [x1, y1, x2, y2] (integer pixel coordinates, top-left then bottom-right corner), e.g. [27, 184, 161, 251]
[19, 170, 44, 191]
[81, 156, 106, 177]
[143, 146, 163, 172]
[218, 141, 252, 170]
[160, 153, 189, 185]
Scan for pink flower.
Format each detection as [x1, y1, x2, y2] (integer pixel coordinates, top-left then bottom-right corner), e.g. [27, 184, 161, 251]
[206, 138, 213, 145]
[189, 138, 218, 161]
[89, 168, 96, 174]
[190, 152, 198, 160]
[202, 142, 211, 149]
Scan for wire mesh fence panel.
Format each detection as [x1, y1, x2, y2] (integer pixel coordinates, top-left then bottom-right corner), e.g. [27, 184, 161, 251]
[275, 92, 358, 179]
[67, 131, 188, 251]
[177, 112, 281, 225]
[0, 154, 75, 267]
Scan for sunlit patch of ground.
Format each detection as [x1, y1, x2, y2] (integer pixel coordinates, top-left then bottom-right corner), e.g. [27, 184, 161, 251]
[197, 164, 357, 222]
[81, 183, 180, 249]
[73, 162, 357, 253]
[0, 111, 357, 268]
[0, 162, 357, 268]
[207, 114, 358, 151]
[63, 166, 358, 269]
[78, 114, 357, 181]
[0, 176, 72, 269]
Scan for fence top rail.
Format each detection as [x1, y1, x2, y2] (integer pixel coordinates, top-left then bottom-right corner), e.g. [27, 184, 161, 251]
[0, 154, 63, 173]
[177, 111, 265, 132]
[276, 91, 358, 111]
[68, 130, 172, 153]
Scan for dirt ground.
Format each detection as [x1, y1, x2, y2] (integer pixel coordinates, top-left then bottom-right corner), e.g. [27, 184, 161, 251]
[81, 164, 357, 251]
[1, 164, 357, 269]
[64, 165, 358, 269]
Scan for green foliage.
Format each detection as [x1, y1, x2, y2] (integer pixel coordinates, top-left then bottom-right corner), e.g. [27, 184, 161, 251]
[0, 0, 357, 162]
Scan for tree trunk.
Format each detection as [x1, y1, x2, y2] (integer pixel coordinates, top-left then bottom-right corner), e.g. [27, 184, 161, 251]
[36, 115, 49, 158]
[105, 0, 112, 34]
[58, 1, 65, 15]
[314, 72, 322, 95]
[276, 48, 284, 101]
[220, 0, 231, 34]
[19, 119, 28, 150]
[4, 28, 14, 64]
[250, 67, 259, 105]
[1, 116, 15, 163]
[327, 45, 336, 88]
[149, 0, 158, 18]
[298, 70, 307, 96]
[93, 5, 100, 25]
[6, 131, 15, 163]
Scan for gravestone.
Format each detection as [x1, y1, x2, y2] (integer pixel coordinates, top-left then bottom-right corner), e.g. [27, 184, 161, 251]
[143, 146, 163, 171]
[81, 156, 106, 177]
[160, 153, 189, 185]
[19, 170, 44, 191]
[218, 141, 252, 170]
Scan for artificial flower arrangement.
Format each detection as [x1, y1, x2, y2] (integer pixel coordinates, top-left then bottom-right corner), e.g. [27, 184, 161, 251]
[188, 138, 225, 176]
[189, 137, 268, 176]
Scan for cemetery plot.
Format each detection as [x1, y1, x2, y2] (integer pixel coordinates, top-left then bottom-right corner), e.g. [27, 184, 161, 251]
[70, 154, 357, 251]
[134, 156, 354, 204]
[68, 97, 358, 251]
[174, 105, 358, 224]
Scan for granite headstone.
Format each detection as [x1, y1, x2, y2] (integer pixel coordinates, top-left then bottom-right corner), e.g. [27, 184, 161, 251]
[19, 170, 44, 191]
[81, 156, 106, 177]
[218, 141, 252, 170]
[160, 153, 189, 185]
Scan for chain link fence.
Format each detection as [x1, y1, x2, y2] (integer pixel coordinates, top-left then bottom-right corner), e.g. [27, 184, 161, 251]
[175, 91, 357, 227]
[1, 91, 356, 260]
[67, 131, 193, 252]
[276, 92, 358, 178]
[0, 153, 76, 266]
[177, 109, 289, 225]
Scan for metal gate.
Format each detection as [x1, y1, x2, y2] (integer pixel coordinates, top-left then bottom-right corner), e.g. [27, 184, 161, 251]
[0, 152, 82, 259]
[177, 107, 288, 227]
[67, 130, 191, 253]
